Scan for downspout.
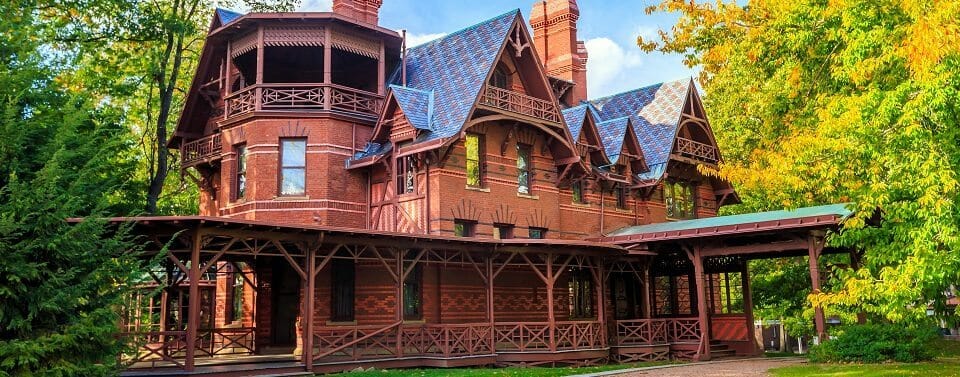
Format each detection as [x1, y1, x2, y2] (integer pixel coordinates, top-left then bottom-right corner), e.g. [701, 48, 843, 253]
[425, 156, 431, 234]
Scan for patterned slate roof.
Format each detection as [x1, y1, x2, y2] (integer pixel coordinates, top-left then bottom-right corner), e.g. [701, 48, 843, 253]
[561, 104, 591, 141]
[389, 85, 433, 131]
[589, 79, 691, 175]
[216, 8, 243, 26]
[596, 117, 631, 163]
[387, 10, 518, 144]
[351, 141, 393, 161]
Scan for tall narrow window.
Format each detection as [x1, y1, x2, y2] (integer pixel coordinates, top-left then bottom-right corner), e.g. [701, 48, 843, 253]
[517, 144, 532, 194]
[572, 181, 585, 204]
[616, 186, 628, 209]
[229, 264, 244, 323]
[403, 263, 423, 320]
[235, 144, 247, 200]
[664, 181, 695, 219]
[331, 259, 355, 321]
[397, 155, 416, 194]
[568, 268, 593, 319]
[279, 138, 307, 196]
[465, 133, 484, 187]
[454, 220, 476, 237]
[528, 227, 546, 239]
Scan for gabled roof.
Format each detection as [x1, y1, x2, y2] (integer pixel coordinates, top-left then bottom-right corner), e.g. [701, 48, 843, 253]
[387, 10, 518, 145]
[589, 79, 690, 171]
[562, 104, 591, 140]
[597, 117, 632, 163]
[389, 85, 434, 131]
[215, 8, 244, 27]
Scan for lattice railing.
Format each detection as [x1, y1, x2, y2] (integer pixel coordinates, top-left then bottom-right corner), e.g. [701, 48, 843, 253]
[180, 133, 222, 168]
[119, 331, 188, 368]
[615, 319, 669, 346]
[493, 322, 551, 352]
[313, 322, 402, 361]
[224, 83, 383, 119]
[479, 85, 562, 124]
[555, 321, 604, 350]
[668, 318, 702, 343]
[402, 323, 494, 357]
[313, 322, 494, 361]
[674, 137, 719, 164]
[200, 327, 256, 356]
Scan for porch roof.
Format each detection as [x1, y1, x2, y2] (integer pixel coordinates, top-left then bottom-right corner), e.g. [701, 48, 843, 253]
[598, 203, 852, 244]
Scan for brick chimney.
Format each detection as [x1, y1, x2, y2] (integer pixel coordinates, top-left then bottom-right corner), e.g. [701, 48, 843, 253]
[333, 0, 383, 25]
[531, 0, 588, 104]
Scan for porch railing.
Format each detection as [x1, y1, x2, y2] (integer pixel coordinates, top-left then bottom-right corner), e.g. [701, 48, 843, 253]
[180, 133, 222, 168]
[119, 330, 188, 368]
[479, 85, 562, 124]
[674, 137, 719, 164]
[224, 83, 383, 119]
[710, 314, 751, 341]
[614, 318, 702, 346]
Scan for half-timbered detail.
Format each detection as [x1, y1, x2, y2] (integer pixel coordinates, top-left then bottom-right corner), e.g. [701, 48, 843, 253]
[111, 1, 854, 375]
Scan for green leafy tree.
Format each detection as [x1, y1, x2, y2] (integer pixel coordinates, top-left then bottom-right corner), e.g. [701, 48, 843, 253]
[643, 0, 960, 323]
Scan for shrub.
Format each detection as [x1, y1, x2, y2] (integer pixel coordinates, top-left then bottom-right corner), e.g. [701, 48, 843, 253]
[808, 324, 937, 363]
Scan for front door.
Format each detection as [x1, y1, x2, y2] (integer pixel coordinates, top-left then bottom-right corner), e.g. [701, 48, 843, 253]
[270, 258, 301, 348]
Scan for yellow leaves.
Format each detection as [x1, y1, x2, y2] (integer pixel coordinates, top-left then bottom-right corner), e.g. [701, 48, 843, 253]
[898, 1, 960, 79]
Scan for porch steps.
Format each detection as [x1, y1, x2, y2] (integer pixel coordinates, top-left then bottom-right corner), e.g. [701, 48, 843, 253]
[708, 341, 738, 359]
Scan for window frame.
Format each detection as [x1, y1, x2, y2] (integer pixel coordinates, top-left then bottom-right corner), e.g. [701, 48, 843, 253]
[453, 219, 476, 237]
[572, 180, 585, 204]
[402, 263, 423, 320]
[396, 155, 417, 195]
[528, 227, 546, 239]
[616, 186, 629, 209]
[493, 223, 515, 239]
[330, 258, 356, 322]
[465, 133, 485, 188]
[517, 143, 532, 194]
[664, 180, 696, 220]
[568, 268, 594, 319]
[278, 138, 307, 197]
[234, 144, 247, 201]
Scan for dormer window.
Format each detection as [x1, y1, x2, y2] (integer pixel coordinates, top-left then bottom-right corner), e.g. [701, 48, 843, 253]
[396, 146, 416, 195]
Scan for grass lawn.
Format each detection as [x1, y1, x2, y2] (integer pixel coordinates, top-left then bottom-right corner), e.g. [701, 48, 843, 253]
[330, 360, 676, 377]
[770, 339, 960, 377]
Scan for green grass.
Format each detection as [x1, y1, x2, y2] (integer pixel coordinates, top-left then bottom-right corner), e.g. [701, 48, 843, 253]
[770, 339, 960, 377]
[330, 361, 675, 377]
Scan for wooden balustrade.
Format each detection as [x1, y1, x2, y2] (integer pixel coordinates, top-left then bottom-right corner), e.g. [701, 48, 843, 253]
[493, 322, 551, 352]
[674, 137, 719, 164]
[224, 83, 383, 119]
[613, 318, 702, 346]
[479, 85, 562, 124]
[668, 318, 702, 342]
[555, 321, 605, 350]
[180, 133, 222, 168]
[119, 330, 188, 368]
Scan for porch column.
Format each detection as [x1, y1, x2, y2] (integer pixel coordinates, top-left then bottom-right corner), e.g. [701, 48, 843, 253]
[808, 234, 827, 341]
[642, 261, 652, 318]
[224, 41, 233, 120]
[595, 257, 606, 346]
[741, 260, 759, 355]
[303, 247, 316, 371]
[546, 254, 556, 352]
[255, 26, 264, 110]
[184, 230, 202, 371]
[486, 256, 496, 354]
[689, 245, 711, 361]
[323, 27, 332, 110]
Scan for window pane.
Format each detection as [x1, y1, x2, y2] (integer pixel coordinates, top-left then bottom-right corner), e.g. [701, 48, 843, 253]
[282, 139, 306, 167]
[281, 168, 305, 196]
[454, 222, 465, 237]
[465, 134, 482, 186]
[465, 134, 478, 160]
[517, 144, 530, 194]
[237, 146, 247, 171]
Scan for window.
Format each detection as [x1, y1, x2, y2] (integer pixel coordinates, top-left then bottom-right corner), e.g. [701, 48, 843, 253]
[664, 181, 695, 219]
[235, 144, 247, 200]
[491, 66, 510, 89]
[465, 133, 484, 187]
[517, 144, 532, 194]
[654, 276, 674, 316]
[528, 227, 546, 239]
[568, 268, 593, 318]
[572, 181, 585, 204]
[397, 155, 416, 194]
[454, 220, 476, 237]
[616, 186, 629, 209]
[331, 259, 355, 321]
[708, 272, 743, 314]
[403, 263, 423, 320]
[227, 263, 245, 323]
[493, 223, 514, 239]
[279, 138, 307, 196]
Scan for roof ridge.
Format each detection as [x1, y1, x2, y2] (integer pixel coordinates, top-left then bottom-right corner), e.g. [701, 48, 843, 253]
[587, 77, 690, 104]
[406, 9, 519, 52]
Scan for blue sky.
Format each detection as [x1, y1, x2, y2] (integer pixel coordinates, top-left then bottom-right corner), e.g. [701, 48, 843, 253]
[296, 0, 695, 98]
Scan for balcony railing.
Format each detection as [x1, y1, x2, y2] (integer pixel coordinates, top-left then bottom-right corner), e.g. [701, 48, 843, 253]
[613, 318, 702, 346]
[224, 83, 383, 119]
[674, 137, 719, 164]
[479, 85, 562, 124]
[180, 133, 222, 168]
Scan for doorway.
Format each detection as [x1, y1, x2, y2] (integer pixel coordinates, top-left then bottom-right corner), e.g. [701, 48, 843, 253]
[270, 258, 301, 349]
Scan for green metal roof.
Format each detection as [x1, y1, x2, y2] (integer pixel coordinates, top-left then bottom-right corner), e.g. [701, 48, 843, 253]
[607, 203, 852, 237]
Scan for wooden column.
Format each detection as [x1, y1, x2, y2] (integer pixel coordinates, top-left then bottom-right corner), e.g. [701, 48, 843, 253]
[255, 26, 264, 111]
[377, 40, 385, 95]
[486, 256, 496, 353]
[689, 244, 711, 361]
[323, 27, 332, 110]
[595, 257, 606, 346]
[643, 261, 653, 318]
[224, 41, 233, 120]
[808, 234, 827, 341]
[184, 230, 202, 371]
[395, 249, 403, 357]
[741, 260, 759, 355]
[545, 253, 556, 352]
[303, 247, 316, 371]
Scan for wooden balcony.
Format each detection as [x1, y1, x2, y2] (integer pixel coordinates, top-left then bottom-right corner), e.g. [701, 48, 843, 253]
[224, 83, 383, 120]
[674, 137, 719, 164]
[180, 133, 222, 168]
[478, 85, 562, 125]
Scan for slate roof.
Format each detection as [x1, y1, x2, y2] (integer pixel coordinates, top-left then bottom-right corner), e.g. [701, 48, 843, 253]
[215, 8, 243, 26]
[596, 117, 631, 163]
[561, 104, 591, 141]
[389, 85, 433, 131]
[589, 79, 691, 175]
[386, 10, 518, 144]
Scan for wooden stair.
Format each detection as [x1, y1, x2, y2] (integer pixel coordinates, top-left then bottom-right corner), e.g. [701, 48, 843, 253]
[708, 340, 738, 359]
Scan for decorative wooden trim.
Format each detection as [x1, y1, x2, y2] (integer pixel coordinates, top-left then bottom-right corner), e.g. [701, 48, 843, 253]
[264, 26, 325, 47]
[330, 30, 380, 59]
[231, 31, 258, 58]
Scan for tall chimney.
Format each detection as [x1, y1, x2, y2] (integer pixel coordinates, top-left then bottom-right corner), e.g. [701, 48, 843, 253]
[333, 0, 383, 25]
[531, 0, 588, 104]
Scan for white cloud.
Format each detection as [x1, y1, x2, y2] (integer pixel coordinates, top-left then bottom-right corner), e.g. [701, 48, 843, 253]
[298, 0, 332, 11]
[584, 37, 644, 97]
[404, 32, 447, 47]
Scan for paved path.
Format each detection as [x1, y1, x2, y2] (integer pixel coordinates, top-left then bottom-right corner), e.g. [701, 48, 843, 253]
[576, 357, 806, 377]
